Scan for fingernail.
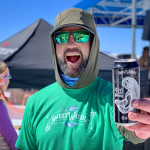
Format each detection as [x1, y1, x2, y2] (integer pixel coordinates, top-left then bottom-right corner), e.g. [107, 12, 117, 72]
[133, 100, 139, 107]
[129, 112, 137, 119]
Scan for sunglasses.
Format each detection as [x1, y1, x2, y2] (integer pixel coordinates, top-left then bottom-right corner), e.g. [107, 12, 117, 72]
[0, 75, 12, 80]
[54, 30, 90, 44]
[0, 75, 12, 86]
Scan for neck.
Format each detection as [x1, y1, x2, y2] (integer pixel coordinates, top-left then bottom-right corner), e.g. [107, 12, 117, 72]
[59, 72, 79, 87]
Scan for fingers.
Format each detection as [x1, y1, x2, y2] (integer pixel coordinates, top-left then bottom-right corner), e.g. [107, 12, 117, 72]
[134, 132, 150, 139]
[128, 111, 150, 124]
[125, 98, 150, 139]
[124, 122, 150, 134]
[132, 99, 150, 113]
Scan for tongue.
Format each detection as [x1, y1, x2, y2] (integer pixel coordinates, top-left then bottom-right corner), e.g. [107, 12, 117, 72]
[67, 56, 80, 63]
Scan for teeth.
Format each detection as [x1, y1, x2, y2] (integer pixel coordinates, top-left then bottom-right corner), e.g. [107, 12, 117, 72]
[67, 54, 80, 56]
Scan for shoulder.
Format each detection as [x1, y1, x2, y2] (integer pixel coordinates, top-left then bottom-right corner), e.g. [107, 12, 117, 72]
[96, 77, 113, 104]
[26, 82, 60, 107]
[139, 56, 144, 61]
[0, 101, 8, 117]
[0, 101, 6, 110]
[96, 77, 113, 92]
[31, 82, 59, 96]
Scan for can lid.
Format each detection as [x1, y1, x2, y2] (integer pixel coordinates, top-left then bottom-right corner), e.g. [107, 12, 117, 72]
[114, 59, 137, 63]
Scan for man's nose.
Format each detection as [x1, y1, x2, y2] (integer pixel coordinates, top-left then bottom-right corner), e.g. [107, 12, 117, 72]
[65, 33, 78, 49]
[67, 33, 75, 44]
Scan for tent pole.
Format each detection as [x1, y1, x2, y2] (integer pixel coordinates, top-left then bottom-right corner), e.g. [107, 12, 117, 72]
[149, 41, 150, 52]
[90, 7, 93, 16]
[131, 0, 136, 59]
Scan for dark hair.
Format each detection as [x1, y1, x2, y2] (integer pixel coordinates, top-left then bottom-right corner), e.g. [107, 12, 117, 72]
[143, 46, 149, 55]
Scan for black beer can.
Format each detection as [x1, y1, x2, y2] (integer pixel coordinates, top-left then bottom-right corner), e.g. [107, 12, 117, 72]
[112, 59, 140, 126]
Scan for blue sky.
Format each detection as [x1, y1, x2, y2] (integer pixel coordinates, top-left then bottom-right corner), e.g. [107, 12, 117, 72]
[0, 0, 149, 57]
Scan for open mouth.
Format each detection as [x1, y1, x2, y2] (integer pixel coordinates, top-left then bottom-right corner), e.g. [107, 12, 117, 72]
[66, 53, 81, 63]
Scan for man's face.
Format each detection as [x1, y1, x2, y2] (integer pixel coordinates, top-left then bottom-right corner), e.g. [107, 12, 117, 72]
[144, 50, 149, 57]
[55, 26, 91, 78]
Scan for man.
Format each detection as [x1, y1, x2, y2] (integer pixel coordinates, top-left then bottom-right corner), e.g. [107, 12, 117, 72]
[16, 8, 150, 150]
[138, 46, 150, 95]
[139, 46, 150, 70]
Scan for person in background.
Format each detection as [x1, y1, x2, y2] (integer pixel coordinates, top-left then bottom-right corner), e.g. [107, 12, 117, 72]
[16, 8, 150, 150]
[138, 46, 150, 70]
[139, 46, 150, 96]
[0, 61, 18, 150]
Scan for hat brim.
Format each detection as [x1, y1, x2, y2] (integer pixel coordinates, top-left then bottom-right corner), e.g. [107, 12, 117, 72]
[51, 24, 95, 35]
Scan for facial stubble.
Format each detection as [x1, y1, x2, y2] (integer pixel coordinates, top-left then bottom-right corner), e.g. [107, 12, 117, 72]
[57, 48, 89, 78]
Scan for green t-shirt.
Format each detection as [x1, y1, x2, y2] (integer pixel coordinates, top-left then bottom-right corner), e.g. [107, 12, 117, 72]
[15, 77, 124, 150]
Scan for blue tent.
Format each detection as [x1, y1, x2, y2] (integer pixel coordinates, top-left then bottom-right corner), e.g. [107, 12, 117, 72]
[74, 0, 150, 58]
[74, 0, 150, 28]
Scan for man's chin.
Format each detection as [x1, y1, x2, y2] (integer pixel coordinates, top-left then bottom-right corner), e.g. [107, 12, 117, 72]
[65, 67, 80, 78]
[57, 57, 87, 78]
[68, 64, 79, 69]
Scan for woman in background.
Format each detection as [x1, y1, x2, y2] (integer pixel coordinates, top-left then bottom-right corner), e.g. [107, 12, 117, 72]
[0, 61, 18, 150]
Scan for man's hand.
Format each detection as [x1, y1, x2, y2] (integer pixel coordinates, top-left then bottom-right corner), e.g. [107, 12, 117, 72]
[124, 98, 150, 139]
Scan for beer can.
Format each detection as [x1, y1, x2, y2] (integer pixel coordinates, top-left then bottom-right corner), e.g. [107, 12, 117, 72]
[112, 59, 140, 126]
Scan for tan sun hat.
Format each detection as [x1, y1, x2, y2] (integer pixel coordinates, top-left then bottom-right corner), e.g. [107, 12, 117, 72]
[52, 7, 95, 35]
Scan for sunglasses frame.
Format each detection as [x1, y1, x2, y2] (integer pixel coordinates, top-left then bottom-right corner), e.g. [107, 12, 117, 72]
[53, 30, 91, 44]
[0, 75, 12, 80]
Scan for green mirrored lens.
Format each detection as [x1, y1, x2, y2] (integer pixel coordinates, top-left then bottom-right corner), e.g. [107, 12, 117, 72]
[73, 31, 90, 43]
[55, 32, 69, 44]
